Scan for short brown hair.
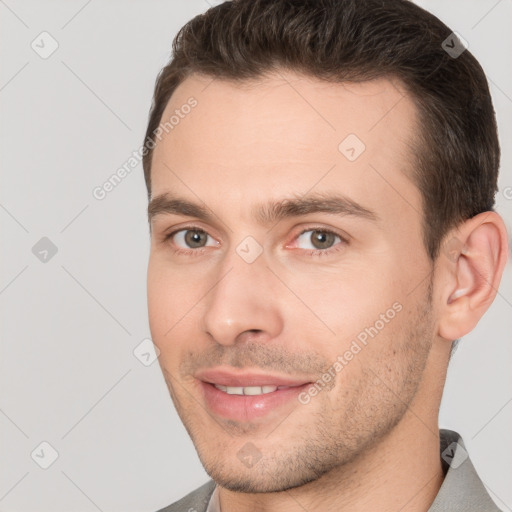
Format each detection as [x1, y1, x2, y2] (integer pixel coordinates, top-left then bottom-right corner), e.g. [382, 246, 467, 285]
[142, 0, 500, 260]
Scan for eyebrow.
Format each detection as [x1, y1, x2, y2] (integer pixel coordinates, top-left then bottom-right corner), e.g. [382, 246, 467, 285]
[147, 192, 379, 227]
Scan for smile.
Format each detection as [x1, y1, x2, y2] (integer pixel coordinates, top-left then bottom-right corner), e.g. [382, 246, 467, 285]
[213, 384, 301, 395]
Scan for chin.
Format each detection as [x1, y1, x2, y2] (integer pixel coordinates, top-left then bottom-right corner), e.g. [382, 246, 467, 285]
[200, 453, 331, 494]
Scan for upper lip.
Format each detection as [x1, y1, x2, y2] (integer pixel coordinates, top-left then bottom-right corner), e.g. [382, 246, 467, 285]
[195, 367, 313, 387]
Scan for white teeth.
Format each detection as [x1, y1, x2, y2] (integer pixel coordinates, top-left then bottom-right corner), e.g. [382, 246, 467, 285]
[214, 384, 279, 395]
[225, 386, 244, 395]
[244, 386, 276, 395]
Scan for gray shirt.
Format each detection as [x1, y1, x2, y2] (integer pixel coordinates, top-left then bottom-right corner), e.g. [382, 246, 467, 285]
[157, 430, 501, 512]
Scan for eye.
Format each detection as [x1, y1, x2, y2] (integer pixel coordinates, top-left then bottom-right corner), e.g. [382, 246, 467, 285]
[295, 228, 344, 251]
[168, 228, 218, 250]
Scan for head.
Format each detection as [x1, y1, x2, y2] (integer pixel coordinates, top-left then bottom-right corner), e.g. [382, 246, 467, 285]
[144, 0, 508, 493]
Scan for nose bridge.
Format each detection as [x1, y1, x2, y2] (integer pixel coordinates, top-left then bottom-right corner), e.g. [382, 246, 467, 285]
[201, 241, 283, 345]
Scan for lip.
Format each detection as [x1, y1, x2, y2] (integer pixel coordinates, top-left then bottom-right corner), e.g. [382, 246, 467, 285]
[195, 367, 312, 387]
[196, 367, 313, 422]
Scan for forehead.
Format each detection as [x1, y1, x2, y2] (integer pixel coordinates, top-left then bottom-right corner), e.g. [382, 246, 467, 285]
[150, 71, 422, 229]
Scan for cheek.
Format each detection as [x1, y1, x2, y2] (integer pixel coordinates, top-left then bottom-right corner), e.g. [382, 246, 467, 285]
[147, 275, 184, 375]
[147, 259, 211, 360]
[147, 261, 187, 345]
[320, 303, 418, 410]
[285, 271, 413, 391]
[147, 265, 168, 335]
[284, 262, 402, 341]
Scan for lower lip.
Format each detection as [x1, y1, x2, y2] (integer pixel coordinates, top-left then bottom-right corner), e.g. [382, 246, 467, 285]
[200, 381, 311, 422]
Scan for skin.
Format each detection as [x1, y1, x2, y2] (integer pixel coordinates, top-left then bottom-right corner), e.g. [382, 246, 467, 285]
[146, 71, 508, 512]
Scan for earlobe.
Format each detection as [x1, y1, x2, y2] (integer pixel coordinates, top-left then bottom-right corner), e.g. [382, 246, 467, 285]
[437, 211, 508, 341]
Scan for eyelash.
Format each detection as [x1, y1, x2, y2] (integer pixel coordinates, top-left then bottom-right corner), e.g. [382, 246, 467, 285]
[162, 225, 348, 258]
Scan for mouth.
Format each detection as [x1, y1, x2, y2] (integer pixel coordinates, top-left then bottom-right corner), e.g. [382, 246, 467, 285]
[212, 384, 300, 395]
[195, 368, 313, 422]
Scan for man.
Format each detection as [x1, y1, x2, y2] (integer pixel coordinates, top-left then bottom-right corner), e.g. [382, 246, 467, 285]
[143, 0, 508, 510]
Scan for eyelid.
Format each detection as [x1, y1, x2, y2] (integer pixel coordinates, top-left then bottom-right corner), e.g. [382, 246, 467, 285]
[162, 223, 217, 241]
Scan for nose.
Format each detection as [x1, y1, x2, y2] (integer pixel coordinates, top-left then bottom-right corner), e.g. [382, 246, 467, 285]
[201, 247, 284, 346]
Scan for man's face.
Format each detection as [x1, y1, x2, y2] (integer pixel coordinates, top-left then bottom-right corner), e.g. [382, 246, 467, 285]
[147, 72, 438, 492]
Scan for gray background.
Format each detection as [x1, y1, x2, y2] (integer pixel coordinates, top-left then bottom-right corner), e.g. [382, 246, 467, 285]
[1, 1, 511, 511]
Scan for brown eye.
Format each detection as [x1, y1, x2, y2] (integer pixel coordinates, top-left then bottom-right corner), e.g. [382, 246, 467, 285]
[184, 230, 208, 248]
[310, 230, 337, 249]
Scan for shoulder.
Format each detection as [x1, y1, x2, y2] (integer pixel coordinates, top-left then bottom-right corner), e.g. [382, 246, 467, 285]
[155, 479, 216, 512]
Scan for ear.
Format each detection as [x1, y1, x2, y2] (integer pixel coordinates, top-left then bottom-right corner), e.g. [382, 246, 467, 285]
[437, 211, 509, 341]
